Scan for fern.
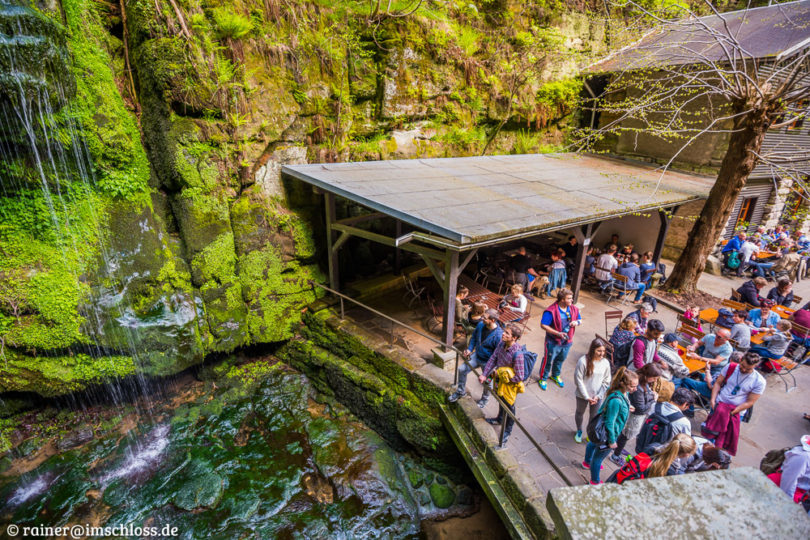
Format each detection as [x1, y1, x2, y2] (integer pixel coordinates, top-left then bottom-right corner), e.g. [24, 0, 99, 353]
[212, 8, 253, 40]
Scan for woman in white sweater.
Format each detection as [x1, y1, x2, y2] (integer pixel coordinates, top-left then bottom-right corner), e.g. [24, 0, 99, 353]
[574, 338, 613, 443]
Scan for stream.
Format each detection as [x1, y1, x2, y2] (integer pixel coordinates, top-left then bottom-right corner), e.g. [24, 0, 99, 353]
[0, 358, 499, 539]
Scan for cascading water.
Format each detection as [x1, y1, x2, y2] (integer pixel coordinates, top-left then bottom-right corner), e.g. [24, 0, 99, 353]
[0, 0, 164, 490]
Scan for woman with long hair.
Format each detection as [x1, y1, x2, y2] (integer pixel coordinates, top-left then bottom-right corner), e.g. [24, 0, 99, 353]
[583, 367, 638, 484]
[573, 338, 612, 443]
[610, 363, 661, 465]
[646, 434, 697, 478]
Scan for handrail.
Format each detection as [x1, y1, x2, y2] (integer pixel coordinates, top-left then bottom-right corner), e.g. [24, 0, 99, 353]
[308, 280, 574, 487]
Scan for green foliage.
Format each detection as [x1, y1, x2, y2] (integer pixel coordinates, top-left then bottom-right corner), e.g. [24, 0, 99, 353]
[513, 129, 539, 154]
[212, 7, 254, 40]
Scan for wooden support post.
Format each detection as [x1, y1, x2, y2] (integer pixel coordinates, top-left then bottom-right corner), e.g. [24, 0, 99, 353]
[571, 222, 595, 303]
[653, 207, 677, 265]
[442, 250, 460, 349]
[325, 192, 339, 291]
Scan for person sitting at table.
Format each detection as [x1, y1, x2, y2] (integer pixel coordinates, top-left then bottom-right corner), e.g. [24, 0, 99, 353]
[683, 304, 704, 332]
[620, 243, 637, 260]
[604, 234, 620, 251]
[625, 303, 653, 334]
[771, 247, 802, 280]
[721, 230, 746, 274]
[609, 318, 637, 370]
[656, 333, 691, 382]
[789, 307, 810, 348]
[455, 286, 471, 325]
[468, 302, 487, 326]
[584, 246, 597, 276]
[508, 246, 540, 294]
[676, 351, 735, 406]
[748, 299, 780, 331]
[545, 249, 568, 298]
[594, 244, 619, 286]
[739, 236, 760, 277]
[730, 309, 751, 349]
[686, 328, 733, 377]
[736, 277, 767, 307]
[749, 320, 792, 372]
[767, 278, 795, 308]
[639, 251, 656, 285]
[501, 283, 528, 315]
[615, 253, 647, 304]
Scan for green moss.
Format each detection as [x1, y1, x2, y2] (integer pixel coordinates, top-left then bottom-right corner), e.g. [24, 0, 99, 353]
[60, 0, 150, 200]
[0, 351, 136, 396]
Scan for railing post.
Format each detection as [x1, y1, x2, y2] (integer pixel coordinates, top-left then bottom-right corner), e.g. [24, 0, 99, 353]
[453, 352, 459, 386]
[498, 406, 507, 446]
[389, 320, 395, 348]
[339, 297, 345, 320]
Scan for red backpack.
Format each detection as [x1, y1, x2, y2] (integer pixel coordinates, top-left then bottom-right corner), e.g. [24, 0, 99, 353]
[613, 453, 653, 484]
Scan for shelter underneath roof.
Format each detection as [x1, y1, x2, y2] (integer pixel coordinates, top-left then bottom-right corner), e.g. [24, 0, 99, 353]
[282, 153, 713, 248]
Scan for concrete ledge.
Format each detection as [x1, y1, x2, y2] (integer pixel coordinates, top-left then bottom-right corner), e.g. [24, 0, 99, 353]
[547, 467, 810, 540]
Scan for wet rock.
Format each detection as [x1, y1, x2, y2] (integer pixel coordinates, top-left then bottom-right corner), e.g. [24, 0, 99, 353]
[170, 459, 224, 511]
[408, 469, 424, 489]
[429, 483, 455, 509]
[56, 428, 94, 451]
[456, 486, 474, 506]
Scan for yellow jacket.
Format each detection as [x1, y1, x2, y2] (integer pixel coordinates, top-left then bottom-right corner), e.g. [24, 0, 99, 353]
[496, 366, 525, 406]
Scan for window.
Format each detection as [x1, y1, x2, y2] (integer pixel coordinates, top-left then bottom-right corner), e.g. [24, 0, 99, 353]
[786, 100, 807, 132]
[735, 197, 757, 230]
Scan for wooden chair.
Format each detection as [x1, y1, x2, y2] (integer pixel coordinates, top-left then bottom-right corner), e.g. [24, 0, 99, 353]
[604, 309, 623, 337]
[730, 288, 743, 302]
[403, 275, 426, 307]
[607, 272, 632, 305]
[677, 323, 705, 344]
[721, 299, 746, 311]
[792, 294, 803, 306]
[516, 299, 533, 334]
[677, 314, 699, 328]
[768, 356, 801, 393]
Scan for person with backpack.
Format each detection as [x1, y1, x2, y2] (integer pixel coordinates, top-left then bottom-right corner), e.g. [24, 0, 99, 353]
[627, 319, 666, 371]
[721, 231, 746, 275]
[609, 318, 637, 371]
[610, 363, 661, 465]
[448, 309, 502, 407]
[608, 434, 697, 484]
[538, 288, 581, 391]
[766, 435, 810, 503]
[573, 338, 612, 443]
[583, 367, 638, 485]
[702, 352, 765, 456]
[635, 388, 694, 455]
[479, 324, 525, 448]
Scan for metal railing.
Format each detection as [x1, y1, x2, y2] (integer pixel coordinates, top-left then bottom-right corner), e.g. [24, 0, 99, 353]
[309, 281, 574, 487]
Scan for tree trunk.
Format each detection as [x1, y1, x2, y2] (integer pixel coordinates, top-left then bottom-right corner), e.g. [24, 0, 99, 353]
[664, 106, 770, 293]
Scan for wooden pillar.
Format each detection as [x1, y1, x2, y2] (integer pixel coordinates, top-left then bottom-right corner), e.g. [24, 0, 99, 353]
[442, 250, 460, 348]
[571, 222, 596, 303]
[653, 207, 677, 265]
[325, 192, 339, 290]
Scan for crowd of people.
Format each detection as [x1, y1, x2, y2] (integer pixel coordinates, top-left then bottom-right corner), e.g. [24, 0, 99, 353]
[445, 271, 808, 510]
[720, 225, 807, 280]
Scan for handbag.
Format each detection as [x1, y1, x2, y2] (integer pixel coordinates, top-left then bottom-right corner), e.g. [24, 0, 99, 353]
[586, 393, 622, 444]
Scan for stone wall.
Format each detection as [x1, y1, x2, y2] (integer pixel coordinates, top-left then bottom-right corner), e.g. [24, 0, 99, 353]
[661, 200, 705, 261]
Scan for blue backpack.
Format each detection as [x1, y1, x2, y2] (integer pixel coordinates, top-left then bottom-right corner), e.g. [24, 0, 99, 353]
[520, 345, 538, 382]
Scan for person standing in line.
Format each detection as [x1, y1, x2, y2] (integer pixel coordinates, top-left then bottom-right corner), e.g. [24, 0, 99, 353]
[573, 338, 612, 443]
[448, 309, 503, 406]
[538, 288, 581, 390]
[479, 324, 525, 448]
[583, 367, 638, 485]
[610, 363, 661, 464]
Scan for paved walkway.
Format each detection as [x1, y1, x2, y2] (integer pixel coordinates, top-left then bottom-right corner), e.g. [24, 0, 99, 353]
[362, 265, 810, 490]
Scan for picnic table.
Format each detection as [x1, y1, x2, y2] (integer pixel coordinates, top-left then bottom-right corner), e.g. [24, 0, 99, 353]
[755, 250, 779, 260]
[773, 305, 795, 319]
[459, 275, 524, 324]
[676, 344, 708, 374]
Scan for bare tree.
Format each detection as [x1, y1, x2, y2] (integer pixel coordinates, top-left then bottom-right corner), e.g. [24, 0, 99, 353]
[578, 0, 810, 293]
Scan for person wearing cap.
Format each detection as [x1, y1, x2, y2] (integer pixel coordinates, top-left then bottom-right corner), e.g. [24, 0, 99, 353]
[768, 435, 810, 503]
[657, 333, 691, 381]
[747, 299, 780, 331]
[624, 303, 653, 334]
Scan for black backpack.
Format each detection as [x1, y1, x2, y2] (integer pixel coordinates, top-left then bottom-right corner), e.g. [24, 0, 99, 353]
[520, 345, 538, 382]
[634, 403, 684, 454]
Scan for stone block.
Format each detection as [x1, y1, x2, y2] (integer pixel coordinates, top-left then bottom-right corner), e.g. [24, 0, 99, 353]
[524, 496, 555, 539]
[415, 362, 453, 389]
[485, 443, 521, 479]
[430, 347, 457, 370]
[547, 467, 810, 540]
[704, 254, 723, 276]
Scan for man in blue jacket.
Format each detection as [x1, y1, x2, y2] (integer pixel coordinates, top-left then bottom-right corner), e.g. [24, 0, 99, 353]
[448, 309, 503, 407]
[721, 231, 746, 273]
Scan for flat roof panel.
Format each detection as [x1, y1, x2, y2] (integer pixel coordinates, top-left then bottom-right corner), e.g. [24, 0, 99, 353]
[283, 153, 714, 245]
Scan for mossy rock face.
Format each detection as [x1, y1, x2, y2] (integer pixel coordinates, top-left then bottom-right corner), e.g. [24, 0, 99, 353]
[170, 459, 224, 511]
[429, 482, 455, 509]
